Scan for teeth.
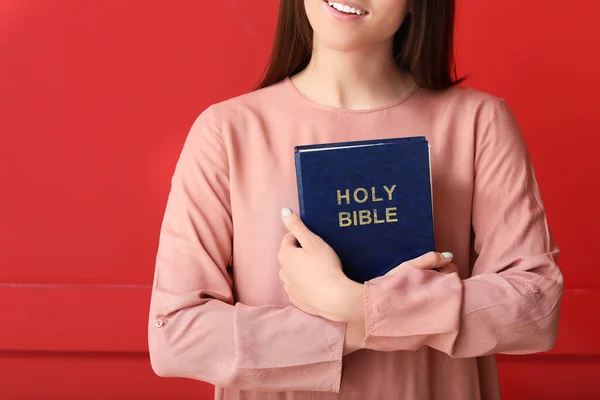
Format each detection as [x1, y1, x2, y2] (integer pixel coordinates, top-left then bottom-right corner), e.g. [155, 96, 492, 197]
[327, 1, 366, 15]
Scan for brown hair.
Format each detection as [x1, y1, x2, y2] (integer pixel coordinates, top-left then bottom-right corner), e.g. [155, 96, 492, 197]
[256, 0, 464, 90]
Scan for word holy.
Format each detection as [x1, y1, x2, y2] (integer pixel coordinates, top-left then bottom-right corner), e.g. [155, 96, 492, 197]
[336, 185, 398, 227]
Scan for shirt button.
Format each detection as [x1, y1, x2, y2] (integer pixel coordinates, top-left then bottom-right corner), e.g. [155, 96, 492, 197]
[155, 318, 165, 328]
[529, 285, 540, 294]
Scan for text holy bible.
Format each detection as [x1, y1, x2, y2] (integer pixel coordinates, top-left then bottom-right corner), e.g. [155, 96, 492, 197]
[294, 137, 435, 283]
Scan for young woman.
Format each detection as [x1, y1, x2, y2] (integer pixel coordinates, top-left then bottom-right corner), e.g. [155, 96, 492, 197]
[148, 0, 564, 399]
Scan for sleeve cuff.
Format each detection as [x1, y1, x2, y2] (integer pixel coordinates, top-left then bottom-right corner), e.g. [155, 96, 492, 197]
[328, 320, 347, 393]
[362, 280, 375, 349]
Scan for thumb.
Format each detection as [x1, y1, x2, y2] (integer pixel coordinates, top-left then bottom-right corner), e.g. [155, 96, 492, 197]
[281, 232, 300, 248]
[281, 207, 315, 249]
[386, 251, 454, 276]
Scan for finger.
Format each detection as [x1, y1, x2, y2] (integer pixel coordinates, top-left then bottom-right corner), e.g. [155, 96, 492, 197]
[438, 263, 459, 275]
[400, 251, 453, 270]
[281, 207, 316, 249]
[281, 232, 300, 248]
[385, 266, 400, 276]
[386, 251, 454, 276]
[278, 232, 300, 266]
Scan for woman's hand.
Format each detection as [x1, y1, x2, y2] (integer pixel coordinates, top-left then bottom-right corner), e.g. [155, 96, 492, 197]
[278, 207, 458, 356]
[278, 207, 357, 323]
[278, 207, 366, 356]
[385, 251, 458, 276]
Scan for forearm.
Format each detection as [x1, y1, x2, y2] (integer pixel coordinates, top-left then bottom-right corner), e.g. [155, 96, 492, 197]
[360, 259, 563, 356]
[325, 279, 366, 356]
[149, 294, 347, 392]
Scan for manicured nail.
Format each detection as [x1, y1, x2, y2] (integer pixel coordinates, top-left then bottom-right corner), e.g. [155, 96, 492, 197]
[281, 207, 293, 217]
[442, 252, 454, 260]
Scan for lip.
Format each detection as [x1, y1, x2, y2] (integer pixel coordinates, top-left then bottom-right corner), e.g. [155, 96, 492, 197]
[323, 1, 369, 22]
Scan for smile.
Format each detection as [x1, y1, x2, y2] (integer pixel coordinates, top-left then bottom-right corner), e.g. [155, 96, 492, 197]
[326, 1, 368, 16]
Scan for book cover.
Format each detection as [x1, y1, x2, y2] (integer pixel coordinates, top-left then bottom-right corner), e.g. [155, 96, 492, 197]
[294, 136, 435, 283]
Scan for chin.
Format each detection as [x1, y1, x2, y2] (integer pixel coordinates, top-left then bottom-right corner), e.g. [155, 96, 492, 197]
[315, 35, 372, 53]
[305, 1, 405, 54]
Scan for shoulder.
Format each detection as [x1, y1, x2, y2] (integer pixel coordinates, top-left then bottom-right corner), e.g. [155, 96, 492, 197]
[184, 79, 292, 148]
[176, 83, 289, 166]
[416, 84, 511, 122]
[415, 84, 522, 145]
[412, 84, 528, 166]
[442, 86, 530, 163]
[196, 79, 291, 126]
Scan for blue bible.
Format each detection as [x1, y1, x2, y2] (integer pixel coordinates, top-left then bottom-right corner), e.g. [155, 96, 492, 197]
[294, 137, 435, 283]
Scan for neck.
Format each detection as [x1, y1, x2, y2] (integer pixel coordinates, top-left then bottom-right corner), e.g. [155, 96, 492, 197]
[290, 37, 415, 110]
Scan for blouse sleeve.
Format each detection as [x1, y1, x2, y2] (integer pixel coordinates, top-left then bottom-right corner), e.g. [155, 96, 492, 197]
[148, 105, 346, 393]
[361, 98, 564, 357]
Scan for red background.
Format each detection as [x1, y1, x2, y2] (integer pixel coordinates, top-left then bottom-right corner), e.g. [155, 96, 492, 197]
[1, 0, 599, 398]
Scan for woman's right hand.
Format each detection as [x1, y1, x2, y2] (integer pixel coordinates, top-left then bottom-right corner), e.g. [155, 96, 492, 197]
[385, 251, 458, 276]
[343, 251, 457, 356]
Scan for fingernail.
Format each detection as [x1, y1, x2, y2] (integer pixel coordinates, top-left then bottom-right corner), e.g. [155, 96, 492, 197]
[281, 207, 293, 217]
[442, 252, 454, 260]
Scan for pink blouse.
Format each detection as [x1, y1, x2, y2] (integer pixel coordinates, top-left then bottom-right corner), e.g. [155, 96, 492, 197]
[147, 78, 564, 400]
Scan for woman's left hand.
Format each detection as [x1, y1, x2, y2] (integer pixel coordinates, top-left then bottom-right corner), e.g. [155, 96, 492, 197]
[278, 207, 362, 323]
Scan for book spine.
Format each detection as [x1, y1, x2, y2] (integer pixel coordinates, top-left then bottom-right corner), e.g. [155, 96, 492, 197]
[427, 143, 436, 250]
[294, 152, 306, 217]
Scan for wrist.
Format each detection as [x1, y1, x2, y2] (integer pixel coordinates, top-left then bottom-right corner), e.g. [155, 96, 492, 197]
[343, 314, 366, 355]
[327, 278, 366, 323]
